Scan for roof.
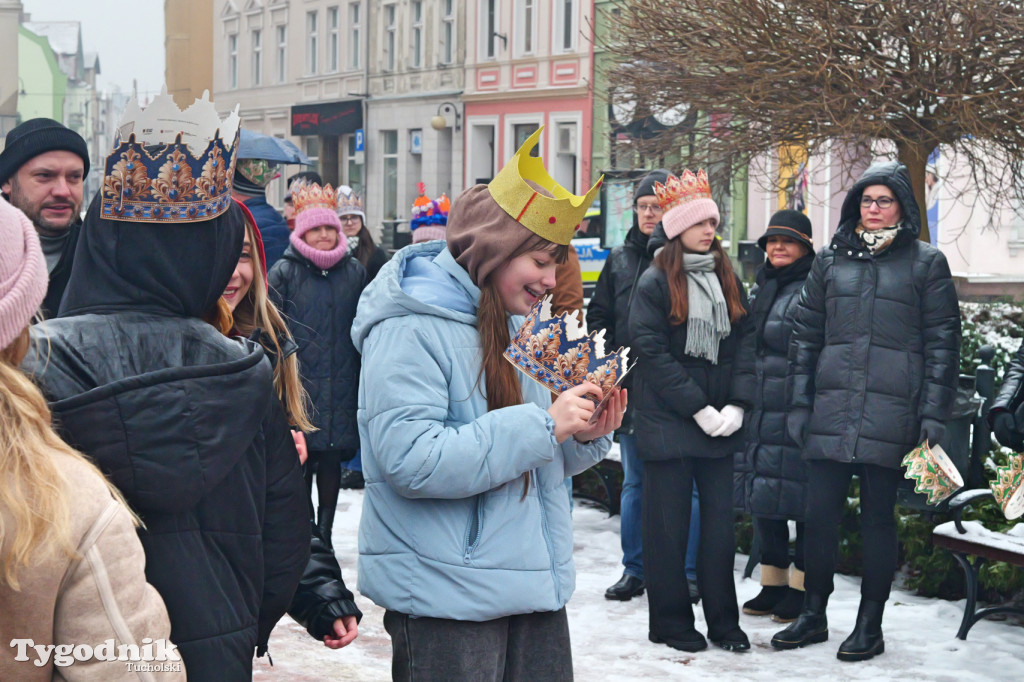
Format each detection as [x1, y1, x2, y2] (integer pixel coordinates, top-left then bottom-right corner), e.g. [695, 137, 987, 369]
[23, 21, 82, 56]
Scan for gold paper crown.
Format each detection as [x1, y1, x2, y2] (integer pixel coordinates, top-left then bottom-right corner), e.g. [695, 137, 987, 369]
[654, 169, 712, 212]
[901, 441, 964, 506]
[990, 454, 1024, 520]
[292, 181, 339, 215]
[487, 127, 602, 245]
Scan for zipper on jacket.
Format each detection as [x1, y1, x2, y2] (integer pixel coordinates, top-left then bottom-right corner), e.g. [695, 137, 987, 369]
[535, 472, 561, 604]
[463, 495, 483, 563]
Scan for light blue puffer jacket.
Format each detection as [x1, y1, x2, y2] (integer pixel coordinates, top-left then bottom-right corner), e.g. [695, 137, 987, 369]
[351, 241, 611, 621]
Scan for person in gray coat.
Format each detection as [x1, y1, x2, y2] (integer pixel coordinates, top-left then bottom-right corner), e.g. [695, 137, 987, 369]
[772, 162, 961, 662]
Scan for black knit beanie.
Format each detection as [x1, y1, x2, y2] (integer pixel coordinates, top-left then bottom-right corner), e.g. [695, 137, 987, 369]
[0, 118, 90, 186]
[633, 169, 670, 203]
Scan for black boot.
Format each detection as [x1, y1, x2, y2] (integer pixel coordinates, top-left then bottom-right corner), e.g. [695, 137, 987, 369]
[837, 599, 885, 662]
[770, 588, 805, 623]
[770, 592, 829, 650]
[316, 505, 336, 550]
[605, 573, 645, 601]
[742, 585, 788, 615]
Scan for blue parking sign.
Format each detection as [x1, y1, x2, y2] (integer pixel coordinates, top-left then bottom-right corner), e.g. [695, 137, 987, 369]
[355, 129, 364, 152]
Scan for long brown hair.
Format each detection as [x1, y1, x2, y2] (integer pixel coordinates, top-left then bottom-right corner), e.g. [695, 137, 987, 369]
[477, 233, 569, 496]
[231, 219, 314, 432]
[654, 236, 746, 326]
[0, 328, 137, 589]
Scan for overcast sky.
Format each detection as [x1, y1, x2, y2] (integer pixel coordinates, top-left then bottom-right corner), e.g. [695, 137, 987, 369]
[21, 0, 166, 97]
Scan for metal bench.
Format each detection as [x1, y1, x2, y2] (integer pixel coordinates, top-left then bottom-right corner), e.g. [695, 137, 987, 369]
[931, 489, 1024, 640]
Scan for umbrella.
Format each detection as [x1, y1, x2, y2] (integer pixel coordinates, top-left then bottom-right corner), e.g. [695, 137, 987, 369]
[237, 129, 312, 165]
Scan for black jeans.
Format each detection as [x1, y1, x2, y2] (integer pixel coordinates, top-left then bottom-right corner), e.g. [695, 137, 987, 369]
[754, 516, 805, 572]
[643, 456, 739, 640]
[803, 459, 903, 602]
[384, 609, 572, 682]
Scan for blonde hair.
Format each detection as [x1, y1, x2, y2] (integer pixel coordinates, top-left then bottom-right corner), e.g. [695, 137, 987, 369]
[0, 328, 137, 590]
[230, 218, 314, 432]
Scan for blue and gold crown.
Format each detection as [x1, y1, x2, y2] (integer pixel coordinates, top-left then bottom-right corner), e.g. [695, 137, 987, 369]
[101, 88, 241, 223]
[505, 296, 631, 402]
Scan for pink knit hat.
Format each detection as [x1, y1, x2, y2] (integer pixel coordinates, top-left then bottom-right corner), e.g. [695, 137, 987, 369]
[0, 196, 48, 350]
[655, 169, 720, 240]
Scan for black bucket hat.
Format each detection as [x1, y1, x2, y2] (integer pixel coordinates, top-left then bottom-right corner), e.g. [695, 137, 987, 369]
[757, 209, 813, 251]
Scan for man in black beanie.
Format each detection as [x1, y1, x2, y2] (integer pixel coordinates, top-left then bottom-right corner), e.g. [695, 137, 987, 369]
[0, 118, 90, 317]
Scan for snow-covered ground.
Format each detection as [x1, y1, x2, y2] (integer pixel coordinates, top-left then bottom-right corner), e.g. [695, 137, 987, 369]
[254, 488, 1024, 681]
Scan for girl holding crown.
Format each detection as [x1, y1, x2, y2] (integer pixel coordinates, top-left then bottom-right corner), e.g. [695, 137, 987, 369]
[268, 182, 368, 547]
[351, 129, 624, 680]
[629, 169, 753, 653]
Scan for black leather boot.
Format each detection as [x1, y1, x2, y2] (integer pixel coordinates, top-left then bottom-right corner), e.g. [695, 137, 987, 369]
[316, 505, 336, 550]
[770, 592, 829, 650]
[605, 573, 645, 601]
[837, 599, 885, 662]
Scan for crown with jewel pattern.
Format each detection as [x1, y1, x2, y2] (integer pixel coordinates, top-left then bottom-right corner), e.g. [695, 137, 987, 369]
[505, 296, 631, 405]
[989, 453, 1024, 520]
[653, 169, 712, 212]
[487, 127, 602, 245]
[901, 440, 964, 506]
[101, 88, 240, 223]
[292, 181, 339, 215]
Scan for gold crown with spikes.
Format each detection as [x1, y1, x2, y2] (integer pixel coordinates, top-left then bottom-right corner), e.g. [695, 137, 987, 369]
[487, 127, 602, 245]
[989, 453, 1024, 520]
[291, 181, 339, 215]
[654, 169, 712, 212]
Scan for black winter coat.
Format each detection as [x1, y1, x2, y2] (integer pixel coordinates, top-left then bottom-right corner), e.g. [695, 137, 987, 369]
[733, 255, 812, 519]
[586, 225, 652, 432]
[269, 245, 367, 451]
[25, 315, 310, 681]
[629, 264, 754, 460]
[990, 339, 1024, 419]
[789, 161, 961, 470]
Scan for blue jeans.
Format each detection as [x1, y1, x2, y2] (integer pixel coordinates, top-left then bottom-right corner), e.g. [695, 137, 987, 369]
[342, 449, 362, 472]
[620, 434, 700, 582]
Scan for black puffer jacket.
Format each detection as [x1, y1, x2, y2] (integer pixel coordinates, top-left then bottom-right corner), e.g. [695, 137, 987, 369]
[788, 161, 961, 469]
[629, 264, 754, 460]
[990, 339, 1024, 419]
[734, 255, 813, 519]
[269, 245, 367, 451]
[586, 225, 652, 432]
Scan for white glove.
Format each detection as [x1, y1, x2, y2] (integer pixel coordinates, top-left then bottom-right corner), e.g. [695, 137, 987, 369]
[711, 404, 745, 437]
[693, 406, 725, 437]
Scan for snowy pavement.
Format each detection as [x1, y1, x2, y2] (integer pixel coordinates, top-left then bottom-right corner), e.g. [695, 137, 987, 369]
[254, 488, 1023, 680]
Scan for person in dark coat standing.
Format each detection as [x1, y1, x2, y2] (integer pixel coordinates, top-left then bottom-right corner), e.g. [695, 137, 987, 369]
[630, 169, 753, 653]
[733, 210, 814, 623]
[988, 339, 1024, 450]
[0, 118, 90, 318]
[233, 158, 291, 269]
[23, 162, 310, 682]
[772, 161, 961, 662]
[269, 181, 367, 546]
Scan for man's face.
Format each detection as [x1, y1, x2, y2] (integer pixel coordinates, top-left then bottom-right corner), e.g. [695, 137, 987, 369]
[2, 151, 85, 236]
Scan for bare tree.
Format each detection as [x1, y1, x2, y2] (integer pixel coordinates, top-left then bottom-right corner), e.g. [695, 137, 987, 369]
[601, 0, 1024, 240]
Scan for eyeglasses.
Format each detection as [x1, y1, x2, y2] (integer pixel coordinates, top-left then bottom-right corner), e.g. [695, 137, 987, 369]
[860, 196, 896, 209]
[635, 202, 663, 214]
[339, 215, 361, 224]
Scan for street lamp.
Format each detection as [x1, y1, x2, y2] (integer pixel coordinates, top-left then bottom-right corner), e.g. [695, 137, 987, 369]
[430, 101, 461, 132]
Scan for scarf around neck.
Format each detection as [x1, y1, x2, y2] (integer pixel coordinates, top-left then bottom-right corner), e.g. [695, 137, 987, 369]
[683, 252, 730, 364]
[855, 223, 900, 254]
[289, 229, 348, 270]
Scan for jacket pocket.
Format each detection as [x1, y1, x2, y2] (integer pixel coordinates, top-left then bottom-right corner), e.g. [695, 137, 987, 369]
[463, 495, 484, 563]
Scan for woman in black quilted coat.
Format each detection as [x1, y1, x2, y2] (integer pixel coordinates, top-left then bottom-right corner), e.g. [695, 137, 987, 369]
[988, 339, 1024, 449]
[269, 184, 367, 546]
[734, 210, 814, 623]
[772, 162, 961, 662]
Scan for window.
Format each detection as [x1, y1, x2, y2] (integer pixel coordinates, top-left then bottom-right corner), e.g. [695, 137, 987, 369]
[469, 123, 496, 184]
[305, 136, 321, 176]
[514, 123, 540, 156]
[346, 134, 363, 196]
[441, 0, 455, 64]
[276, 25, 287, 83]
[228, 33, 238, 89]
[385, 4, 396, 72]
[411, 1, 423, 68]
[327, 7, 339, 72]
[382, 130, 399, 220]
[306, 11, 318, 75]
[349, 2, 361, 69]
[482, 0, 498, 59]
[251, 29, 262, 86]
[515, 0, 535, 56]
[556, 0, 577, 52]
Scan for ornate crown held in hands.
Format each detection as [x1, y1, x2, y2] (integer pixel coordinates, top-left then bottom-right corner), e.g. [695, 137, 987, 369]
[292, 181, 339, 215]
[504, 296, 631, 404]
[653, 169, 712, 212]
[990, 453, 1024, 520]
[488, 127, 602, 245]
[901, 440, 964, 506]
[101, 88, 241, 223]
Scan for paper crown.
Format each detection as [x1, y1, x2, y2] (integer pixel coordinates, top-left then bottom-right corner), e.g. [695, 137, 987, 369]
[654, 169, 712, 212]
[990, 454, 1024, 520]
[337, 186, 363, 216]
[487, 127, 602, 245]
[410, 193, 450, 229]
[292, 181, 339, 215]
[902, 440, 964, 506]
[101, 88, 240, 223]
[504, 296, 630, 405]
